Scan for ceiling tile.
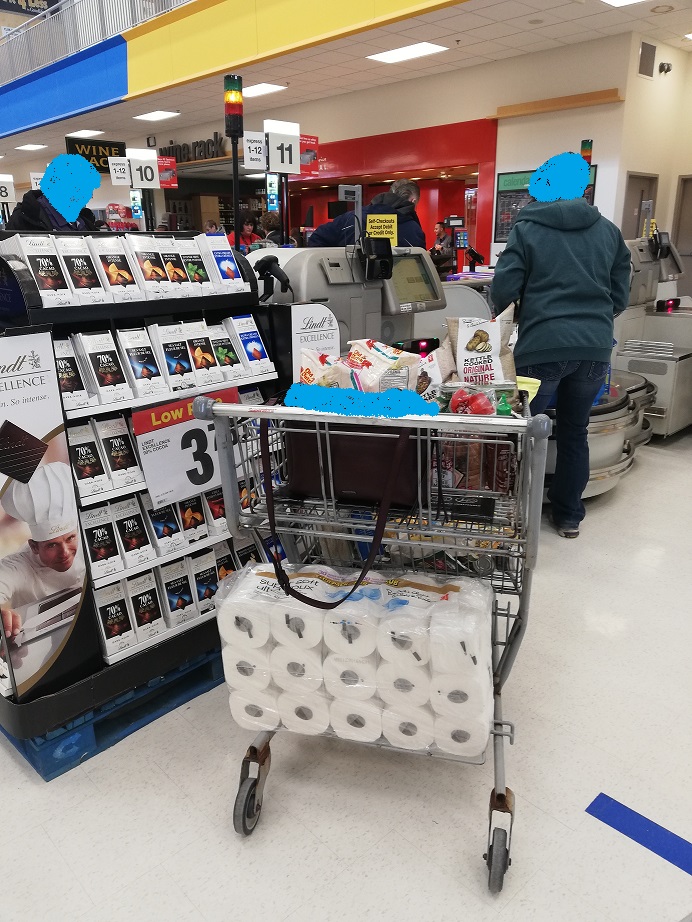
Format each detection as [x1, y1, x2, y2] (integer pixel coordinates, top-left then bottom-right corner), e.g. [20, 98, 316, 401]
[395, 22, 458, 40]
[481, 1, 540, 21]
[462, 39, 515, 54]
[463, 20, 519, 39]
[519, 37, 564, 51]
[534, 19, 597, 38]
[434, 11, 496, 31]
[580, 9, 641, 29]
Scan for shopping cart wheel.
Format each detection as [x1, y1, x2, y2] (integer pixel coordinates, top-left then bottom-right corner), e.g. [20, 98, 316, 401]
[486, 828, 509, 893]
[233, 777, 262, 836]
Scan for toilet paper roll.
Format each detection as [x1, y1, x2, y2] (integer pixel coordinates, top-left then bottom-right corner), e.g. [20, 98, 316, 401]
[270, 644, 323, 694]
[217, 600, 271, 649]
[222, 644, 271, 693]
[429, 602, 492, 674]
[429, 674, 491, 721]
[376, 661, 431, 709]
[377, 613, 430, 668]
[329, 698, 383, 743]
[278, 692, 331, 736]
[323, 608, 379, 657]
[323, 653, 377, 701]
[229, 688, 280, 732]
[381, 704, 435, 751]
[434, 714, 491, 758]
[270, 605, 323, 649]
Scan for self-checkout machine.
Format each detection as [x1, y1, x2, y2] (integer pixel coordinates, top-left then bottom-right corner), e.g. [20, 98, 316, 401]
[614, 230, 692, 436]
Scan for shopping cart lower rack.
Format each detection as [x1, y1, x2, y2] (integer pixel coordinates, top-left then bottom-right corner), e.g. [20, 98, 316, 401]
[194, 395, 550, 893]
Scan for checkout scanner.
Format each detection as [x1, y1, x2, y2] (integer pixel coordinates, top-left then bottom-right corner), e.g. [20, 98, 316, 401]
[614, 232, 692, 436]
[246, 245, 448, 351]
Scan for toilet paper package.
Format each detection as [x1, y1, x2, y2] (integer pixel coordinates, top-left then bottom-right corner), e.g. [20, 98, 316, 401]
[219, 564, 494, 757]
[229, 688, 281, 732]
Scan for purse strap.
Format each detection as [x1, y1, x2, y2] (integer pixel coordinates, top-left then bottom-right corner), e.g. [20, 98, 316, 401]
[259, 417, 412, 610]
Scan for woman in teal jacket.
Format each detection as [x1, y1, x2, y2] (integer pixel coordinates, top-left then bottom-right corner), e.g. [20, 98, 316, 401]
[491, 152, 631, 538]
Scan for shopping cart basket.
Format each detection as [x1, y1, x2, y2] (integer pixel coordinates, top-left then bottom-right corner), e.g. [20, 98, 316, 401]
[194, 394, 550, 893]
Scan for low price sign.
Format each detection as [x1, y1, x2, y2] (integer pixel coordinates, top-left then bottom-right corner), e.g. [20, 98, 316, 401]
[132, 387, 238, 507]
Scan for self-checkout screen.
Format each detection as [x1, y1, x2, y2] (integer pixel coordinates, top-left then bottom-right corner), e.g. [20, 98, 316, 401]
[391, 255, 438, 304]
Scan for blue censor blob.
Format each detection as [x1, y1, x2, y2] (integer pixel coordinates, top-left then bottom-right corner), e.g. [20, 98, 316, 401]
[40, 154, 101, 222]
[528, 151, 590, 203]
[285, 384, 439, 418]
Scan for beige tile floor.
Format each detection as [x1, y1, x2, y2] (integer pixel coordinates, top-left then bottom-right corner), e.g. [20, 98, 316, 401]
[1, 431, 691, 922]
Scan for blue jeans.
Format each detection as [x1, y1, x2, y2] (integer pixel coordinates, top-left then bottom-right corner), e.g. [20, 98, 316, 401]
[516, 360, 609, 527]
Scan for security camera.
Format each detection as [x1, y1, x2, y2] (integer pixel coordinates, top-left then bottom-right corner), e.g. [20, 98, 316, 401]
[659, 62, 672, 74]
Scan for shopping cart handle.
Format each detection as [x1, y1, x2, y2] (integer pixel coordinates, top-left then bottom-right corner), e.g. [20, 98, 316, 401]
[193, 396, 217, 421]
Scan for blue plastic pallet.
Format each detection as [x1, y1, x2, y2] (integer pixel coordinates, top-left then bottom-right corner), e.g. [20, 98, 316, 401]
[0, 650, 224, 781]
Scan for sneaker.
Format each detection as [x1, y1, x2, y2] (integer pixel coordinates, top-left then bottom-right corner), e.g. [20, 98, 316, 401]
[555, 524, 579, 538]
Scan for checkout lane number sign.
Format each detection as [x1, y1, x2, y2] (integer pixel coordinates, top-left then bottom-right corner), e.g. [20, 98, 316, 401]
[132, 386, 239, 508]
[266, 132, 301, 175]
[0, 179, 16, 204]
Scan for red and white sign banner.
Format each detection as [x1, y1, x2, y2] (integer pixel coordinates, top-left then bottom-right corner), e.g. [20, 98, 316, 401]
[300, 135, 319, 176]
[132, 387, 238, 507]
[157, 156, 178, 189]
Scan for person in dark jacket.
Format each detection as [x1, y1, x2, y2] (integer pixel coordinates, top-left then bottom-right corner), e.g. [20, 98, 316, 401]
[491, 151, 631, 539]
[7, 154, 101, 232]
[308, 179, 425, 248]
[6, 189, 100, 232]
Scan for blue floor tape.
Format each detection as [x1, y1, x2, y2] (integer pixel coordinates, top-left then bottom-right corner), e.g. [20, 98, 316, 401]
[586, 793, 692, 876]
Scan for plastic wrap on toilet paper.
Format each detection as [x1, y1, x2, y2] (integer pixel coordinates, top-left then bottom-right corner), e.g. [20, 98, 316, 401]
[218, 564, 494, 759]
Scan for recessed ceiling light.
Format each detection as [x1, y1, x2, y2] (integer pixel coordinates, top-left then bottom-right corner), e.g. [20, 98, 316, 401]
[410, 177, 422, 181]
[65, 129, 104, 138]
[320, 185, 330, 188]
[244, 173, 266, 178]
[367, 42, 448, 64]
[599, 0, 647, 6]
[15, 143, 47, 151]
[133, 110, 180, 122]
[382, 179, 396, 183]
[0, 155, 4, 160]
[244, 83, 287, 98]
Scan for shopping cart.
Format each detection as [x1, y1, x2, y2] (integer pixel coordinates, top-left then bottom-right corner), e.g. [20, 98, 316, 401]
[194, 394, 550, 893]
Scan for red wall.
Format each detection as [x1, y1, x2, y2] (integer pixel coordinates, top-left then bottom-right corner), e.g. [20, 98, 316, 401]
[289, 118, 497, 255]
[292, 179, 468, 249]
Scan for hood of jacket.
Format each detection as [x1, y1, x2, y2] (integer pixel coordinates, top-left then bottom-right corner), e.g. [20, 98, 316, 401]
[367, 192, 419, 222]
[514, 198, 601, 231]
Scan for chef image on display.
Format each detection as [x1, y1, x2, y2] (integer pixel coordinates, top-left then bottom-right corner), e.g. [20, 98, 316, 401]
[0, 462, 85, 644]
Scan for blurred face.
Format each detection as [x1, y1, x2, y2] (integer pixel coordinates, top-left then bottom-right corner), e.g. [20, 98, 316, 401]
[435, 223, 444, 237]
[28, 532, 79, 572]
[243, 220, 253, 233]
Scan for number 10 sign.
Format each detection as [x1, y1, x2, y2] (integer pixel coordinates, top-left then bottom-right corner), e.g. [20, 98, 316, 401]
[266, 132, 301, 175]
[132, 387, 239, 508]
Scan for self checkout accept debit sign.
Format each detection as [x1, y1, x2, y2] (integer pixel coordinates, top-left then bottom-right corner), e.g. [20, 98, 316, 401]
[366, 214, 396, 242]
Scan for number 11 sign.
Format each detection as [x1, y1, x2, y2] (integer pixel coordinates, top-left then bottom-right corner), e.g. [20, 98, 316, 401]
[266, 132, 301, 175]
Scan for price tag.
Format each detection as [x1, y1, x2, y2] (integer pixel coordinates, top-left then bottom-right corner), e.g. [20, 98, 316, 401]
[243, 131, 267, 170]
[266, 132, 301, 174]
[108, 157, 131, 186]
[128, 157, 160, 189]
[132, 387, 239, 507]
[30, 172, 44, 191]
[0, 179, 16, 204]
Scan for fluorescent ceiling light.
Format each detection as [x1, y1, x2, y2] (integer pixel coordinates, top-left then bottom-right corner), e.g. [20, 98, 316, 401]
[599, 0, 647, 6]
[65, 129, 104, 138]
[244, 83, 287, 98]
[685, 33, 692, 39]
[244, 173, 266, 178]
[15, 143, 47, 151]
[367, 42, 447, 64]
[264, 119, 300, 135]
[133, 110, 180, 122]
[0, 155, 4, 160]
